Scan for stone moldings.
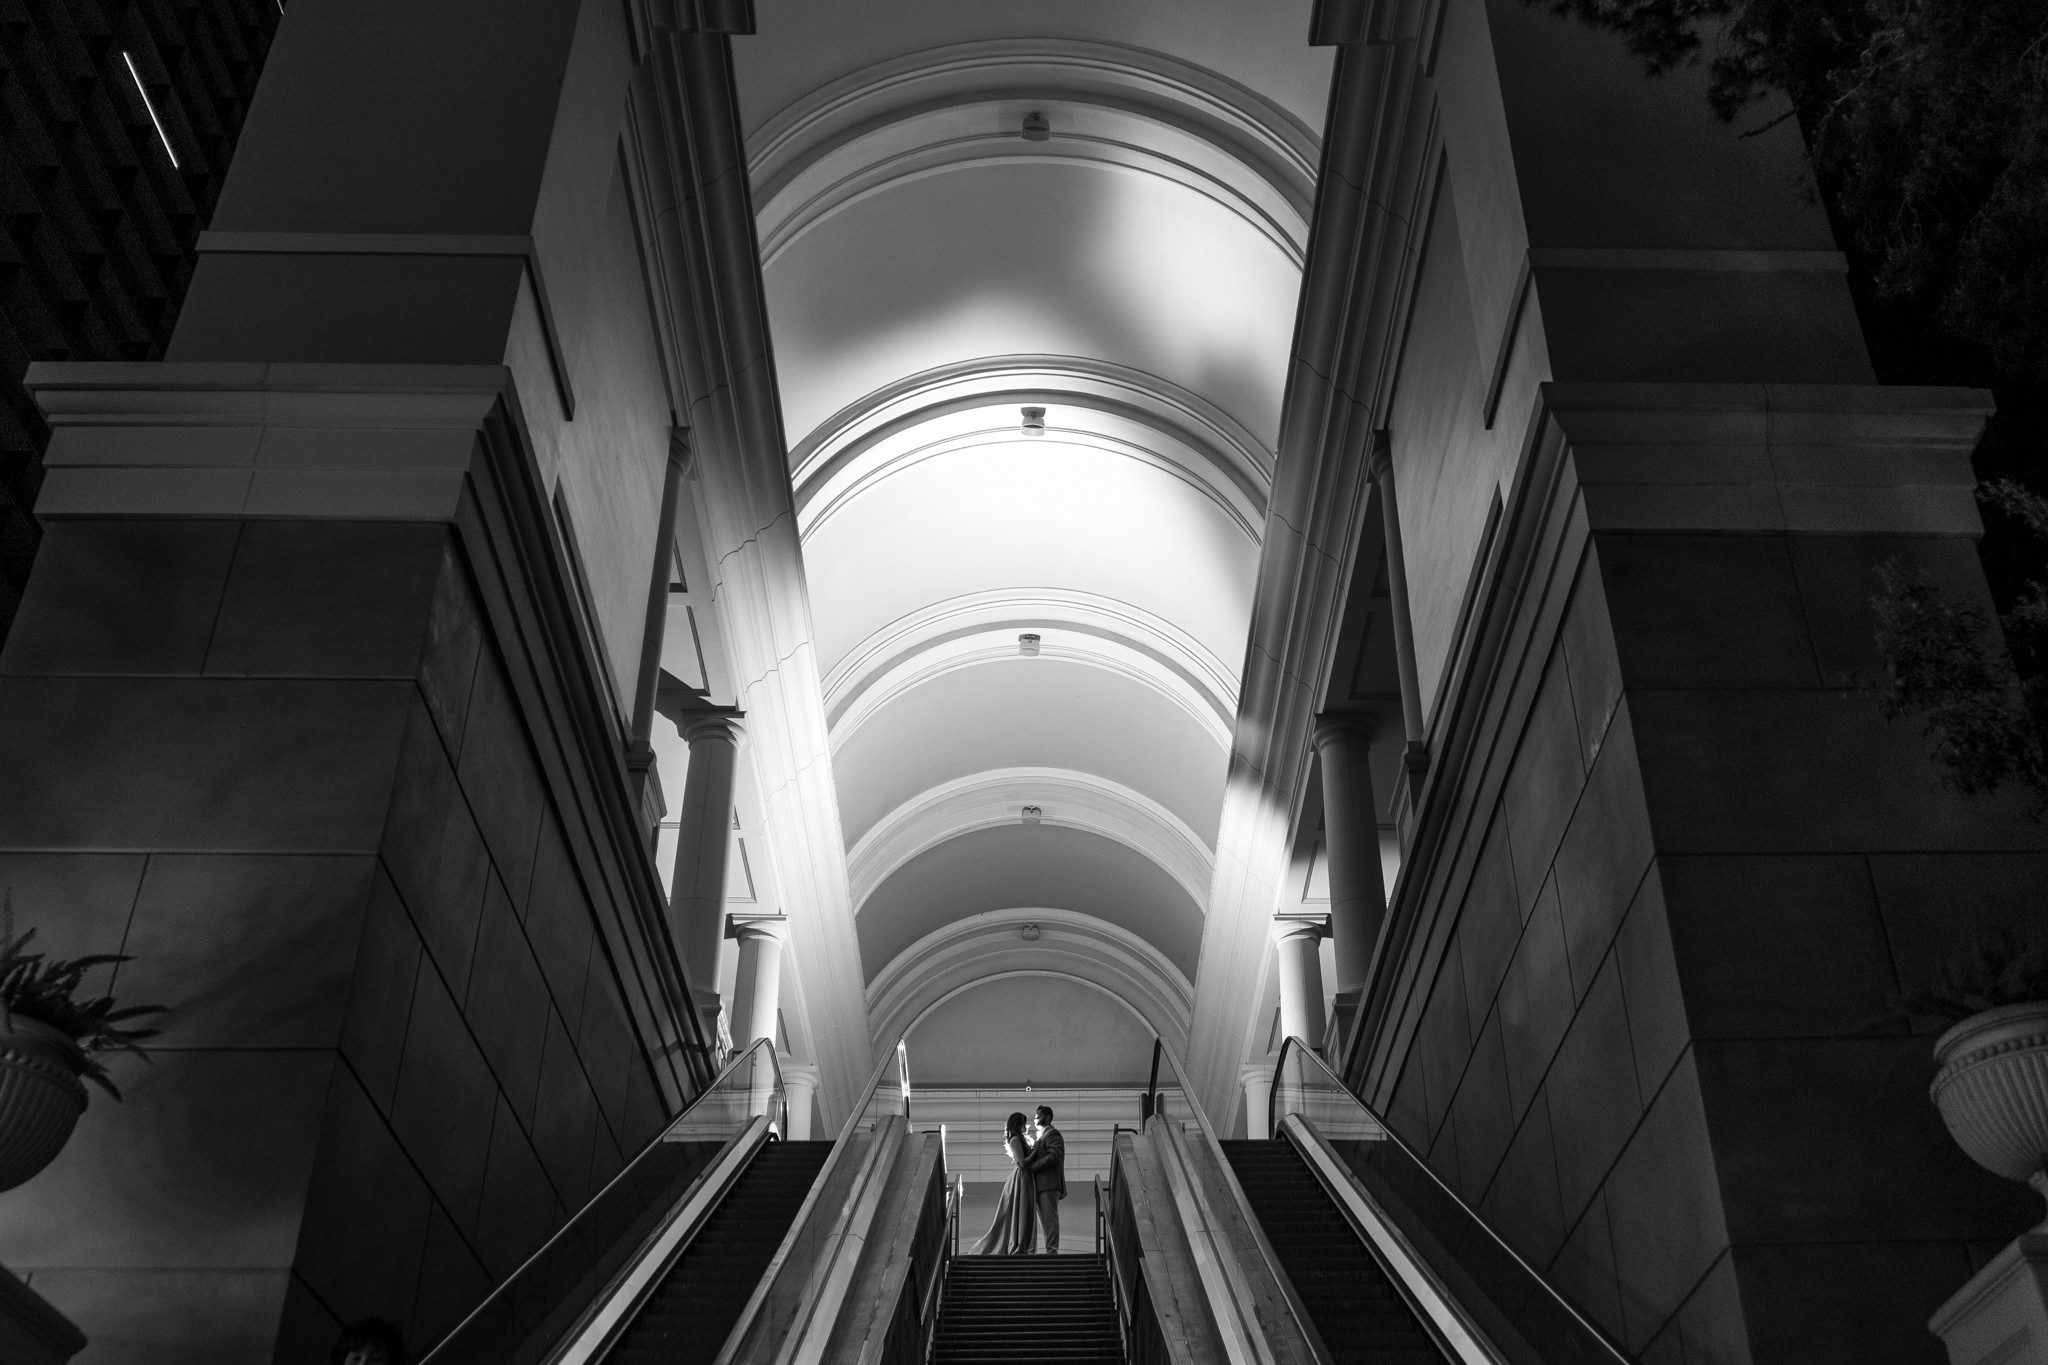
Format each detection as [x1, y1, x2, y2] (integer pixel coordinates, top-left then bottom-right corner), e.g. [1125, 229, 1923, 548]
[1932, 1001, 2048, 1220]
[0, 1018, 86, 1192]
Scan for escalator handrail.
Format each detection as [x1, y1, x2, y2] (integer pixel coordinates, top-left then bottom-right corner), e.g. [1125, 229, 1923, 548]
[1268, 1036, 1633, 1365]
[1135, 1039, 1327, 1365]
[423, 1038, 786, 1364]
[707, 1037, 913, 1365]
[555, 1114, 773, 1365]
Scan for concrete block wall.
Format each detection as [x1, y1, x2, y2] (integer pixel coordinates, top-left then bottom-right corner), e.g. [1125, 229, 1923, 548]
[0, 516, 681, 1362]
[1377, 389, 2045, 1364]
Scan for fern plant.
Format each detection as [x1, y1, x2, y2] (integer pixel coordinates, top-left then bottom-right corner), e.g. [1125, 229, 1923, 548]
[0, 893, 167, 1100]
[1897, 925, 2048, 1027]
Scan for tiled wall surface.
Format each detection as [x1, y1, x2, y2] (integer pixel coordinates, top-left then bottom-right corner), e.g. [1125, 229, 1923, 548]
[0, 518, 680, 1362]
[1386, 525, 2044, 1364]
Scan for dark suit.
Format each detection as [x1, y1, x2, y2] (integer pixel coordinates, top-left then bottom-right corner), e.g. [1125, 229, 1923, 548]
[1025, 1124, 1066, 1252]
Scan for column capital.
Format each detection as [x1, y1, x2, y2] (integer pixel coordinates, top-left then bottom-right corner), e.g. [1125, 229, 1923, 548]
[1238, 1059, 1276, 1086]
[1365, 427, 1394, 483]
[726, 911, 788, 944]
[1310, 712, 1375, 753]
[1272, 911, 1330, 944]
[680, 708, 745, 748]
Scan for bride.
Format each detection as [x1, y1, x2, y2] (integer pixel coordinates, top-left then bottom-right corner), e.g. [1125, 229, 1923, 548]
[970, 1111, 1038, 1255]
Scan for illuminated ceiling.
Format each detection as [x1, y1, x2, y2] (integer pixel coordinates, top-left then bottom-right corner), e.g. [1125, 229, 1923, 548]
[737, 2, 1330, 1082]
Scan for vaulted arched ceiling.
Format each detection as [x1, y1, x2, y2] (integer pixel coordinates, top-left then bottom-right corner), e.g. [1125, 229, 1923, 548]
[737, 2, 1329, 1081]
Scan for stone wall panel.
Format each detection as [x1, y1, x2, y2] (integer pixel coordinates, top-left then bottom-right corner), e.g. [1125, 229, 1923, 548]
[0, 519, 239, 674]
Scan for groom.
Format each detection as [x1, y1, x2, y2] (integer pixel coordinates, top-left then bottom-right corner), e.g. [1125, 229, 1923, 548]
[1025, 1105, 1066, 1253]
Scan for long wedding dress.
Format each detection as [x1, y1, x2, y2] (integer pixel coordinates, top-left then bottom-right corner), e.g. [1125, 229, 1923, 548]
[970, 1134, 1038, 1255]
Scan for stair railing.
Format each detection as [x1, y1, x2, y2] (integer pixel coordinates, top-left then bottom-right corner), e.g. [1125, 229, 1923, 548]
[423, 1038, 787, 1365]
[1269, 1037, 1637, 1365]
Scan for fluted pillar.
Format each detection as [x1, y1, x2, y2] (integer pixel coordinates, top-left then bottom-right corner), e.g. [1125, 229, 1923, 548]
[1240, 1060, 1276, 1140]
[669, 712, 743, 1037]
[1273, 915, 1329, 1053]
[780, 1061, 820, 1140]
[727, 913, 789, 1048]
[1310, 714, 1390, 993]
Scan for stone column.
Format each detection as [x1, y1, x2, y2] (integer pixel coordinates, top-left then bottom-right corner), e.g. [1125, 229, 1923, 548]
[669, 712, 743, 1039]
[727, 913, 789, 1048]
[780, 1061, 820, 1140]
[1310, 715, 1391, 994]
[626, 438, 689, 836]
[1272, 915, 1329, 1053]
[1239, 1060, 1276, 1141]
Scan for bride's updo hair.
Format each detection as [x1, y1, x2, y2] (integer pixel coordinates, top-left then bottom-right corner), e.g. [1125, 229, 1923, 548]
[1005, 1111, 1027, 1140]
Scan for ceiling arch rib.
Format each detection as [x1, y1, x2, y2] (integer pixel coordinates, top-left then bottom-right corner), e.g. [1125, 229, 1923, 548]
[749, 39, 1318, 271]
[867, 908, 1194, 1060]
[831, 657, 1231, 858]
[826, 592, 1237, 750]
[791, 354, 1272, 521]
[801, 408, 1262, 545]
[799, 433, 1260, 700]
[847, 766, 1213, 915]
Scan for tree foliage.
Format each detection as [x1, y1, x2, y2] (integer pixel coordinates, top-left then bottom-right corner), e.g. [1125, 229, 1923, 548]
[1873, 481, 2048, 818]
[1537, 0, 2048, 385]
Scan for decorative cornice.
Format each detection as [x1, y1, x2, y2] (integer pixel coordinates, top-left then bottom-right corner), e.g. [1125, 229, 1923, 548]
[748, 39, 1317, 269]
[865, 908, 1195, 1057]
[848, 767, 1214, 914]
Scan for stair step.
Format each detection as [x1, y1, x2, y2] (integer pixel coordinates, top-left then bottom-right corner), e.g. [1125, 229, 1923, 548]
[932, 1254, 1121, 1365]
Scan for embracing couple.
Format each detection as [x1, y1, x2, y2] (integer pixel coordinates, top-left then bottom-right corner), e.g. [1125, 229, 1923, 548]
[970, 1104, 1066, 1255]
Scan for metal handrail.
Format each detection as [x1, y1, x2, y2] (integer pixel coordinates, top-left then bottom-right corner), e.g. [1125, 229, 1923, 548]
[1133, 1042, 1322, 1365]
[708, 1037, 915, 1365]
[424, 1038, 786, 1364]
[1267, 1036, 1633, 1365]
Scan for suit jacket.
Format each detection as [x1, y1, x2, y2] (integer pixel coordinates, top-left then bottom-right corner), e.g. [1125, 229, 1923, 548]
[1025, 1124, 1066, 1198]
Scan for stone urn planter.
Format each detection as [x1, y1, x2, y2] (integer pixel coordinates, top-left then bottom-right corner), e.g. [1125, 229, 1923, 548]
[0, 1016, 89, 1192]
[1930, 1000, 2048, 1224]
[0, 894, 167, 1191]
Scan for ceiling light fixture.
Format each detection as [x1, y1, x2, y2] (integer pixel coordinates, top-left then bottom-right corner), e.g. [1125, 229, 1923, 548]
[1021, 111, 1050, 142]
[1021, 923, 1040, 941]
[1017, 633, 1040, 656]
[1021, 806, 1042, 825]
[1020, 405, 1045, 437]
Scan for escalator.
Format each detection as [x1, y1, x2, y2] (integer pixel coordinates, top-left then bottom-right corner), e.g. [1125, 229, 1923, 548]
[1105, 1038, 1637, 1365]
[426, 1039, 942, 1365]
[1222, 1139, 1445, 1365]
[609, 1138, 833, 1364]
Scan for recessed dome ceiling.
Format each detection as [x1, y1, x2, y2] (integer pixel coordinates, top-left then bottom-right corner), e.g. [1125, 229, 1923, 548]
[739, 0, 1328, 1084]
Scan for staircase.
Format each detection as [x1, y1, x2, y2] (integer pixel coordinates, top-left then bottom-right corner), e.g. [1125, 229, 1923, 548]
[932, 1255, 1123, 1365]
[1221, 1140, 1445, 1365]
[608, 1139, 834, 1365]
